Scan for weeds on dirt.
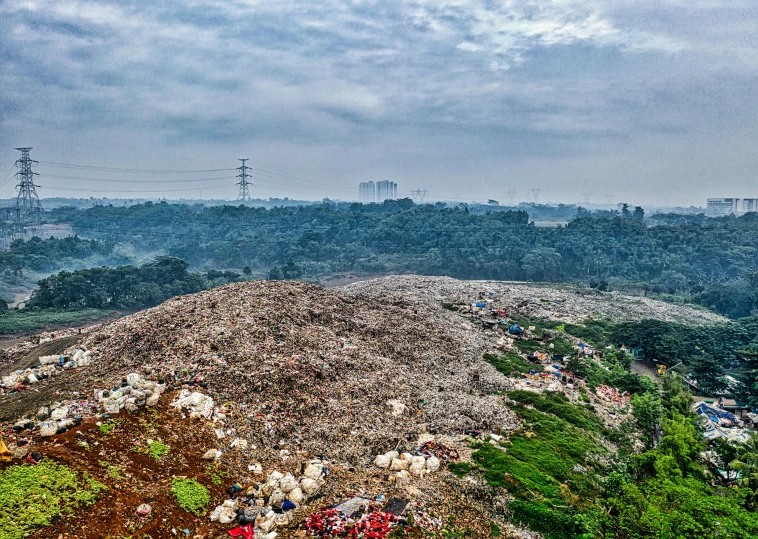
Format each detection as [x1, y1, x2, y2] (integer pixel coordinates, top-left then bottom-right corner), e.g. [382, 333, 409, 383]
[0, 460, 107, 539]
[171, 478, 209, 516]
[99, 419, 122, 435]
[130, 440, 170, 460]
[98, 460, 123, 479]
[205, 465, 229, 486]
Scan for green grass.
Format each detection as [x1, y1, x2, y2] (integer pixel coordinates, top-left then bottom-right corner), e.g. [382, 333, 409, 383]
[452, 396, 610, 539]
[550, 337, 575, 356]
[147, 440, 170, 460]
[0, 308, 114, 335]
[171, 478, 209, 516]
[448, 462, 474, 478]
[513, 338, 546, 354]
[562, 319, 614, 348]
[0, 460, 107, 539]
[507, 391, 606, 433]
[483, 352, 534, 376]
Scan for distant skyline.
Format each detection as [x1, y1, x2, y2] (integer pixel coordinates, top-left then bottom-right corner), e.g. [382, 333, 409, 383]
[2, 1, 757, 205]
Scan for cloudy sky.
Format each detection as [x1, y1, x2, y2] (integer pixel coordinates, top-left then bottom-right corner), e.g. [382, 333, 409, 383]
[1, 1, 756, 205]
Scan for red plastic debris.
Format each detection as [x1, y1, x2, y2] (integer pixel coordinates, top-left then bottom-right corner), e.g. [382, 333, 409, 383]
[227, 523, 254, 539]
[348, 512, 398, 539]
[421, 441, 459, 461]
[304, 508, 347, 537]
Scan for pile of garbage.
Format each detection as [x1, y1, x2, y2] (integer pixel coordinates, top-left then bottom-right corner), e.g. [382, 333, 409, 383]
[2, 325, 102, 357]
[1, 348, 93, 391]
[96, 372, 166, 413]
[340, 275, 726, 325]
[693, 401, 753, 444]
[374, 450, 441, 483]
[170, 389, 216, 419]
[79, 280, 518, 463]
[9, 399, 100, 438]
[210, 464, 327, 536]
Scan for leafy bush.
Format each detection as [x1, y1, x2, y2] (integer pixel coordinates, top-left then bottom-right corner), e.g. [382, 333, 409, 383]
[171, 478, 209, 516]
[509, 500, 583, 539]
[551, 336, 575, 356]
[0, 460, 106, 539]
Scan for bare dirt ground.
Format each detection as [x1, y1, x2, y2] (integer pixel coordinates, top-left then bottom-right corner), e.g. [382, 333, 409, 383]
[12, 400, 233, 539]
[631, 359, 662, 381]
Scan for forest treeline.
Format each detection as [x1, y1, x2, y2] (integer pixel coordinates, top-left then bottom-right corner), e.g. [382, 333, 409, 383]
[27, 256, 243, 310]
[40, 200, 758, 318]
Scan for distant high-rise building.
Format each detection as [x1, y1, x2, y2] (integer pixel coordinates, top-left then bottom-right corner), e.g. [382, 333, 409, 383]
[707, 198, 758, 216]
[359, 181, 375, 202]
[375, 180, 398, 202]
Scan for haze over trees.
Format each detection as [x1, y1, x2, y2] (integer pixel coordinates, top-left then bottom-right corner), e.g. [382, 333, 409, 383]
[34, 200, 758, 319]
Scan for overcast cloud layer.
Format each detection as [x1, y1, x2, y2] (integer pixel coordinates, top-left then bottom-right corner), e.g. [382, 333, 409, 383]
[1, 0, 756, 204]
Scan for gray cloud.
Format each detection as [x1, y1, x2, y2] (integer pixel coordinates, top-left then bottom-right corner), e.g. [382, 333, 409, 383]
[0, 0, 756, 204]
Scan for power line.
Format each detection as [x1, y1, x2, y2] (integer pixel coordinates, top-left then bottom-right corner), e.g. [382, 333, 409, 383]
[38, 161, 235, 174]
[40, 185, 210, 193]
[42, 173, 232, 184]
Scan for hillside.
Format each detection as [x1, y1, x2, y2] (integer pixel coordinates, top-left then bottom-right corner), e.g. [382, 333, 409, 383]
[341, 275, 727, 325]
[0, 278, 754, 539]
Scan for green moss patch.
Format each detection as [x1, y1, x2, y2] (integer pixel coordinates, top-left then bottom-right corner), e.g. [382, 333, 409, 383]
[0, 460, 107, 539]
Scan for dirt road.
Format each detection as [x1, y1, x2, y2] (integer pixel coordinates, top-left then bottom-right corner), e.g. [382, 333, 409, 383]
[0, 336, 81, 377]
[0, 336, 85, 422]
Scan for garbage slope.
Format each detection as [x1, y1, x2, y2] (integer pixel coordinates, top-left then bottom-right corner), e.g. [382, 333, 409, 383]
[340, 275, 726, 325]
[82, 280, 514, 462]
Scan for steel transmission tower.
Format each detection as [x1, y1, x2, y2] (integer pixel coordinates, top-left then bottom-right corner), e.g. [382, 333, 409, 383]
[14, 147, 42, 219]
[236, 158, 252, 201]
[411, 188, 428, 202]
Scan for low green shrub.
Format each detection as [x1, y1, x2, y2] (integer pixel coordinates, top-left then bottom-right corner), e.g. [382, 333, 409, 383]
[171, 478, 209, 516]
[147, 440, 170, 460]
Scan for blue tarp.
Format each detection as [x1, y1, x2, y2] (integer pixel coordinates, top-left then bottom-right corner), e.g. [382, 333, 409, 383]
[695, 402, 738, 423]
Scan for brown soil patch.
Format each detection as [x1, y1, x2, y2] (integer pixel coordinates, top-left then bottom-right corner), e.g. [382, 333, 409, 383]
[3, 398, 232, 539]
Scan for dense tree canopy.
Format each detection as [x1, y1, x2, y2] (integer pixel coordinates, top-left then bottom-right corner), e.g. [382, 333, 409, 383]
[43, 201, 758, 318]
[27, 256, 241, 310]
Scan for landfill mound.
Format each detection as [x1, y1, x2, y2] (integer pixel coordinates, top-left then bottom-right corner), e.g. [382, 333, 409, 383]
[80, 280, 516, 463]
[340, 275, 726, 325]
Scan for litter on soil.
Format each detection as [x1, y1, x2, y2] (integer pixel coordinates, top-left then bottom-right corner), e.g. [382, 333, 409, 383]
[0, 276, 666, 538]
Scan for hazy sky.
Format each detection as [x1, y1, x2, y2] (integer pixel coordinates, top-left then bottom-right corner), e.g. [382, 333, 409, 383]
[1, 1, 756, 205]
